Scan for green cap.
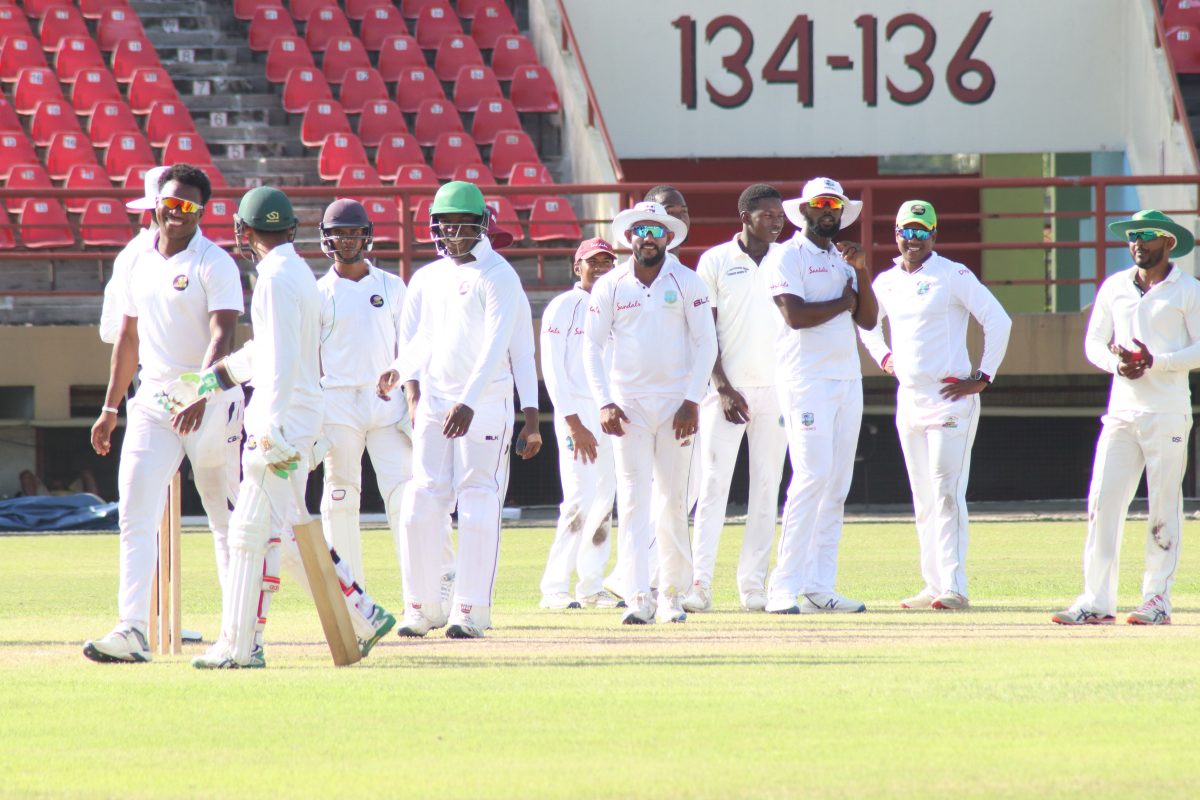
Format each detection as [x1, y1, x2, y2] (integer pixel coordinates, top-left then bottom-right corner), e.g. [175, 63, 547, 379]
[430, 180, 487, 217]
[236, 186, 297, 232]
[1107, 209, 1195, 258]
[896, 200, 937, 230]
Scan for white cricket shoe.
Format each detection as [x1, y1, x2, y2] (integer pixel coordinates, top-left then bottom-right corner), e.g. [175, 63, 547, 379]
[621, 592, 656, 625]
[446, 604, 489, 639]
[800, 592, 866, 614]
[83, 625, 151, 664]
[439, 571, 456, 619]
[1127, 594, 1171, 625]
[396, 603, 447, 638]
[539, 592, 582, 610]
[766, 594, 801, 614]
[681, 581, 712, 613]
[578, 590, 622, 609]
[741, 589, 768, 612]
[900, 590, 937, 609]
[931, 591, 969, 610]
[656, 588, 687, 623]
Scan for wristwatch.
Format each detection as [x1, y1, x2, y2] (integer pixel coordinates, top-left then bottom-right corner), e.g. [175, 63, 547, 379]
[972, 370, 991, 384]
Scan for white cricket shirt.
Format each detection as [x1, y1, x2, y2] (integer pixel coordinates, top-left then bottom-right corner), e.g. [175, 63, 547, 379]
[541, 283, 611, 418]
[101, 227, 154, 344]
[317, 261, 407, 389]
[696, 235, 781, 388]
[122, 229, 244, 385]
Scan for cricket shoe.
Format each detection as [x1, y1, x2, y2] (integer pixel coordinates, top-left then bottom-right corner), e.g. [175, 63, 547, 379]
[439, 571, 456, 619]
[621, 593, 656, 625]
[931, 591, 969, 610]
[1127, 594, 1171, 626]
[446, 604, 490, 639]
[83, 625, 151, 664]
[741, 589, 768, 612]
[578, 590, 622, 609]
[191, 643, 263, 669]
[656, 588, 688, 623]
[801, 592, 866, 614]
[396, 603, 447, 638]
[681, 581, 712, 613]
[539, 592, 582, 610]
[900, 590, 937, 609]
[765, 594, 801, 614]
[601, 578, 628, 608]
[360, 605, 396, 657]
[1051, 607, 1116, 626]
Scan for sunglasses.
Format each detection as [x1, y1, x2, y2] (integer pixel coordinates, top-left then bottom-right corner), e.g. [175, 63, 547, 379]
[808, 196, 845, 210]
[897, 228, 934, 241]
[1126, 229, 1168, 242]
[159, 196, 203, 214]
[630, 224, 667, 239]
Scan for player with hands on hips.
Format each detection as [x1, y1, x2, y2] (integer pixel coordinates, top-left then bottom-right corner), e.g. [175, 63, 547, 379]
[860, 201, 1011, 611]
[1053, 210, 1200, 627]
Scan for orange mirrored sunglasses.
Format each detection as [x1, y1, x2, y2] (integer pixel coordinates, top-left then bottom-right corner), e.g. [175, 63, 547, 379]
[159, 196, 203, 214]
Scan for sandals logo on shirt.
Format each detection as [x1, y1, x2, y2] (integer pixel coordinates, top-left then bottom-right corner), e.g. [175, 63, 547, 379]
[370, 294, 384, 308]
[172, 275, 189, 291]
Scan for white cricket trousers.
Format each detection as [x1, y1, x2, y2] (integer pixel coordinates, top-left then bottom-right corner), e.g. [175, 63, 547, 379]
[400, 392, 512, 616]
[896, 386, 980, 598]
[117, 385, 243, 628]
[610, 395, 695, 598]
[321, 385, 413, 585]
[1076, 410, 1190, 615]
[540, 400, 615, 599]
[691, 385, 788, 594]
[768, 378, 861, 603]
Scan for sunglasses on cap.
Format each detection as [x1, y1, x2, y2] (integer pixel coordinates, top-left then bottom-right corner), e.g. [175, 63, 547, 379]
[1126, 229, 1169, 242]
[630, 224, 667, 239]
[159, 196, 203, 214]
[897, 228, 934, 241]
[808, 196, 845, 210]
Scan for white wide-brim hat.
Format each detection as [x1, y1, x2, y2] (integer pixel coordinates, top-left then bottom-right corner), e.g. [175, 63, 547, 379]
[126, 165, 170, 211]
[782, 176, 863, 230]
[612, 201, 688, 250]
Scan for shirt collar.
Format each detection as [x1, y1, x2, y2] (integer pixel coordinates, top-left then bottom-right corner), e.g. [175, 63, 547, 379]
[255, 242, 297, 273]
[148, 228, 203, 256]
[891, 251, 941, 270]
[795, 231, 833, 255]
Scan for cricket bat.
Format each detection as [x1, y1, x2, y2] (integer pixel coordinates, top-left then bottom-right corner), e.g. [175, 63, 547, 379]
[292, 518, 363, 667]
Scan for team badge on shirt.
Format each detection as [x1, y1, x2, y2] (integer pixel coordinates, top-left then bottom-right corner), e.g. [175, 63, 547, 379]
[664, 290, 678, 304]
[458, 281, 471, 295]
[917, 281, 930, 295]
[943, 416, 958, 429]
[801, 412, 815, 429]
[172, 275, 189, 291]
[246, 436, 257, 450]
[370, 294, 384, 308]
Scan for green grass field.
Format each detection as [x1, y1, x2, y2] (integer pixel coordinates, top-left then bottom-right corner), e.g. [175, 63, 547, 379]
[1, 520, 1197, 799]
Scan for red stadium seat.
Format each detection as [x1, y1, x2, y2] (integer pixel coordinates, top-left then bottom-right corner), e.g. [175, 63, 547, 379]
[79, 0, 131, 20]
[248, 7, 297, 52]
[452, 65, 502, 112]
[145, 99, 197, 147]
[0, 202, 15, 249]
[470, 98, 520, 146]
[87, 100, 139, 146]
[394, 65, 446, 112]
[414, 3, 462, 50]
[202, 197, 236, 245]
[96, 7, 146, 52]
[70, 67, 124, 114]
[289, 0, 336, 21]
[300, 99, 351, 147]
[1164, 1, 1200, 27]
[489, 129, 539, 180]
[431, 131, 483, 179]
[0, 137, 39, 181]
[45, 129, 99, 179]
[391, 161, 436, 186]
[111, 37, 162, 83]
[39, 5, 90, 51]
[305, 6, 352, 52]
[1167, 26, 1200, 73]
[322, 36, 371, 84]
[162, 132, 215, 166]
[0, 98, 23, 132]
[362, 197, 399, 243]
[484, 195, 524, 242]
[412, 97, 464, 146]
[13, 67, 65, 114]
[318, 131, 369, 180]
[357, 99, 407, 146]
[528, 196, 580, 242]
[128, 67, 180, 114]
[468, 1, 518, 50]
[19, 199, 74, 248]
[376, 134, 426, 179]
[338, 67, 389, 113]
[400, 0, 449, 21]
[0, 6, 33, 39]
[22, 0, 74, 19]
[335, 164, 382, 195]
[490, 34, 538, 81]
[376, 35, 424, 81]
[1, 37, 48, 83]
[121, 162, 157, 189]
[29, 98, 82, 145]
[80, 198, 132, 245]
[358, 5, 409, 52]
[53, 36, 105, 83]
[234, 0, 283, 21]
[4, 163, 53, 212]
[265, 37, 315, 83]
[456, 0, 493, 19]
[282, 67, 333, 113]
[452, 161, 495, 187]
[433, 34, 483, 81]
[407, 196, 434, 243]
[344, 0, 390, 21]
[507, 160, 552, 209]
[63, 163, 114, 213]
[103, 131, 155, 177]
[510, 65, 560, 113]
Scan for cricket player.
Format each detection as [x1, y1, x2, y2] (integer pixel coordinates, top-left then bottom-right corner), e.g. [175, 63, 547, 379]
[860, 201, 1012, 611]
[538, 237, 621, 610]
[193, 187, 393, 669]
[376, 181, 540, 639]
[584, 201, 718, 624]
[315, 199, 410, 586]
[99, 166, 167, 344]
[84, 164, 244, 664]
[762, 177, 877, 615]
[684, 184, 788, 614]
[1053, 209, 1200, 626]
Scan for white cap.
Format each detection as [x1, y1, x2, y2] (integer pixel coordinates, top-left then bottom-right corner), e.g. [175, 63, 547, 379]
[126, 165, 170, 211]
[782, 177, 863, 229]
[611, 201, 688, 250]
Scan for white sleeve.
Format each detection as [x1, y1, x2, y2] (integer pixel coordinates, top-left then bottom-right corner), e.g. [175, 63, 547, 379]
[682, 273, 718, 403]
[100, 249, 130, 344]
[1154, 280, 1200, 372]
[539, 295, 576, 417]
[458, 270, 522, 407]
[696, 248, 720, 308]
[508, 291, 538, 410]
[953, 266, 1011, 378]
[393, 271, 427, 381]
[390, 275, 407, 360]
[202, 246, 245, 314]
[859, 296, 892, 368]
[1084, 282, 1120, 374]
[765, 249, 804, 300]
[254, 274, 301, 430]
[583, 279, 616, 408]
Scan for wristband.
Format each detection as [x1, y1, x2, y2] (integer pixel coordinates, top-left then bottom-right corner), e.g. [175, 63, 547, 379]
[972, 371, 991, 385]
[102, 405, 120, 415]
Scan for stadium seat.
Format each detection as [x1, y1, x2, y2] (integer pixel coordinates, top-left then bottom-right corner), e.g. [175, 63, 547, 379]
[79, 0, 131, 20]
[80, 198, 132, 246]
[412, 97, 464, 146]
[414, 4, 462, 50]
[0, 137, 39, 181]
[528, 196, 580, 242]
[234, 0, 283, 21]
[162, 132, 215, 166]
[62, 163, 114, 213]
[358, 5, 409, 52]
[356, 99, 407, 146]
[434, 34, 483, 81]
[21, 0, 73, 19]
[452, 162, 495, 187]
[318, 131, 369, 180]
[87, 100, 139, 146]
[145, 99, 197, 147]
[120, 162, 156, 188]
[484, 195, 524, 242]
[128, 67, 180, 114]
[456, 0, 493, 19]
[1166, 26, 1200, 73]
[265, 36, 315, 83]
[45, 129, 99, 179]
[470, 98, 520, 146]
[96, 8, 146, 52]
[400, 0, 449, 21]
[362, 197, 399, 243]
[248, 7, 297, 52]
[4, 163, 53, 212]
[490, 34, 538, 81]
[281, 67, 333, 113]
[19, 199, 74, 248]
[489, 129, 539, 180]
[510, 65, 561, 113]
[322, 37, 371, 84]
[38, 5, 90, 51]
[1, 37, 48, 83]
[0, 98, 23, 132]
[394, 65, 446, 112]
[70, 67, 124, 114]
[431, 131, 483, 179]
[374, 133, 425, 179]
[0, 6, 33, 39]
[29, 98, 82, 145]
[300, 99, 351, 147]
[344, 0, 390, 21]
[336, 164, 382, 195]
[338, 67, 389, 113]
[103, 131, 155, 177]
[406, 196, 434, 243]
[376, 35, 424, 81]
[13, 67, 65, 114]
[111, 37, 162, 83]
[452, 65, 502, 112]
[0, 203, 15, 249]
[507, 160, 552, 209]
[468, 1, 518, 50]
[305, 6, 352, 52]
[391, 161, 436, 186]
[202, 197, 237, 245]
[53, 36, 105, 83]
[289, 0, 336, 21]
[1164, 1, 1200, 27]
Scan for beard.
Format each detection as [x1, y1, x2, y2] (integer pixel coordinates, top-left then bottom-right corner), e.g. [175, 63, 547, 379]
[809, 217, 841, 239]
[634, 245, 665, 268]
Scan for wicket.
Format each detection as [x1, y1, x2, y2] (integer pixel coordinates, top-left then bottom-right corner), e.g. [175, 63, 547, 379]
[149, 472, 182, 655]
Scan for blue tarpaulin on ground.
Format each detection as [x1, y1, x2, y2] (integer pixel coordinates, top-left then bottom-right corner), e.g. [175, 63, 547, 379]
[0, 494, 118, 532]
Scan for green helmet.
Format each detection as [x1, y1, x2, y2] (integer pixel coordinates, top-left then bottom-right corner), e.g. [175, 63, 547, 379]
[429, 181, 487, 217]
[429, 181, 489, 256]
[235, 186, 297, 232]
